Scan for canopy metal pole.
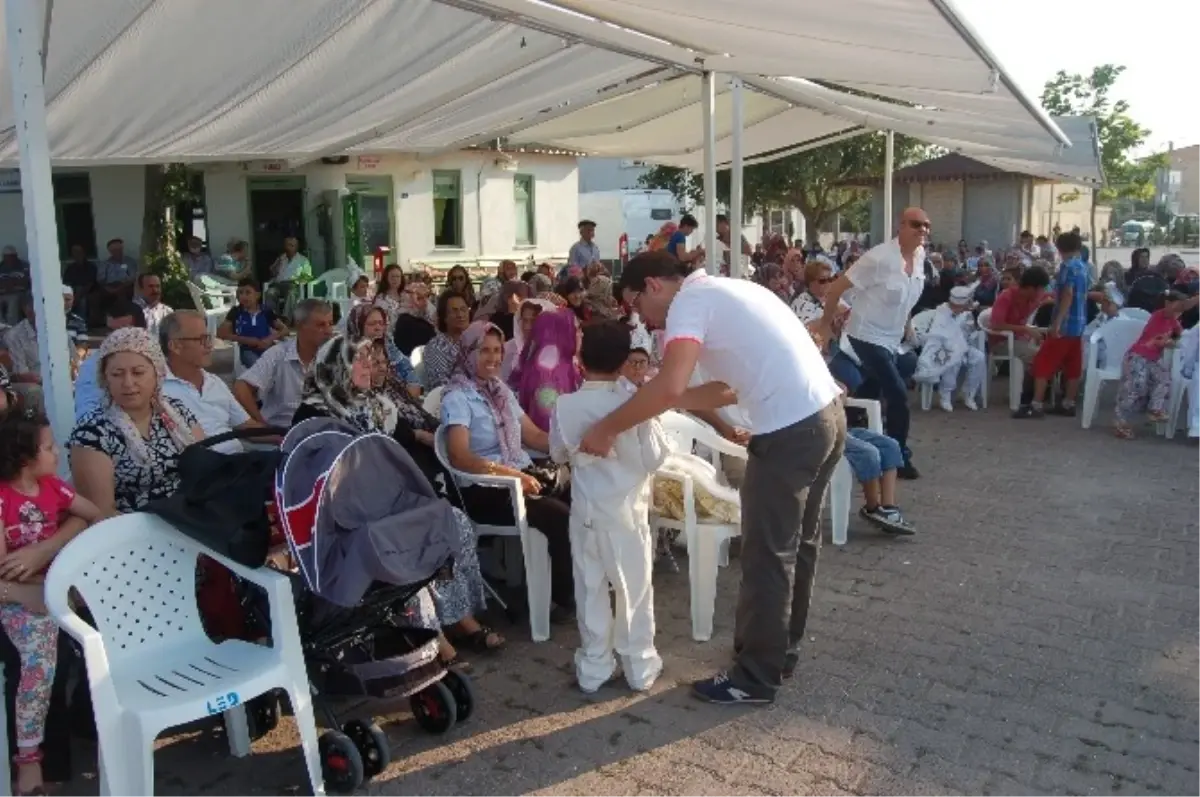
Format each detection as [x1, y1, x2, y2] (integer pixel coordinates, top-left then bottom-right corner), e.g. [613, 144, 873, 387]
[6, 0, 73, 460]
[883, 129, 895, 241]
[729, 76, 744, 278]
[701, 70, 718, 275]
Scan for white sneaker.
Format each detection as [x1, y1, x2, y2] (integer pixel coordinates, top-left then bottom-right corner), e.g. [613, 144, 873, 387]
[938, 393, 954, 412]
[963, 396, 979, 411]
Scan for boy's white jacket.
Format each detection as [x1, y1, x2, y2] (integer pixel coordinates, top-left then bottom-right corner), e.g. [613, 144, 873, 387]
[550, 381, 670, 529]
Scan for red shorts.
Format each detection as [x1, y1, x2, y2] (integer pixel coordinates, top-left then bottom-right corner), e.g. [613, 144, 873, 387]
[1032, 335, 1083, 380]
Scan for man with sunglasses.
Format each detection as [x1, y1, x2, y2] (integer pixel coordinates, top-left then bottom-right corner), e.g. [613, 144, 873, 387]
[816, 207, 929, 479]
[580, 250, 845, 705]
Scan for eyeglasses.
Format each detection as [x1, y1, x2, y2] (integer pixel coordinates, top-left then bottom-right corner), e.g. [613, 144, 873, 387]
[907, 219, 932, 231]
[816, 276, 836, 284]
[174, 335, 214, 347]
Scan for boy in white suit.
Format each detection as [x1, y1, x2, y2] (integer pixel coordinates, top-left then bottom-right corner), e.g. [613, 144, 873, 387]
[550, 320, 671, 693]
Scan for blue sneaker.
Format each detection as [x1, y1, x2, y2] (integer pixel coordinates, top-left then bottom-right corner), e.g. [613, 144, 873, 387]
[691, 671, 773, 705]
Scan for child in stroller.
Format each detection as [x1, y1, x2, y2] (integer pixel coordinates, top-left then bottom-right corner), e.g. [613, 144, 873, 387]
[145, 420, 479, 795]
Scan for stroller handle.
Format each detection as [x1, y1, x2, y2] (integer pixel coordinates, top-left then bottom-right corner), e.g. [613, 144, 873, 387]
[191, 426, 291, 449]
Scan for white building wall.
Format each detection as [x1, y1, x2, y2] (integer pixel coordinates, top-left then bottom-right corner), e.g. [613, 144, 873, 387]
[0, 151, 579, 271]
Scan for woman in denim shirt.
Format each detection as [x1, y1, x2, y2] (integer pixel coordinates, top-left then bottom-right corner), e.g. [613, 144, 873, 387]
[441, 321, 576, 623]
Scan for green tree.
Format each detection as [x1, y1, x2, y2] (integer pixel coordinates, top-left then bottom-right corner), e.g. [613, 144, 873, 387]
[1040, 64, 1166, 203]
[638, 133, 928, 243]
[140, 164, 200, 309]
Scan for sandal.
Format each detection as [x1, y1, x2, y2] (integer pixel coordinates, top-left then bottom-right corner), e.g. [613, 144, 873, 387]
[457, 626, 505, 654]
[1114, 425, 1135, 439]
[1148, 410, 1169, 422]
[440, 654, 473, 674]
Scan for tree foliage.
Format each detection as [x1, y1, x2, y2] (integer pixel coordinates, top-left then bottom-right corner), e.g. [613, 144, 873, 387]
[1040, 64, 1165, 203]
[637, 133, 928, 243]
[140, 164, 200, 309]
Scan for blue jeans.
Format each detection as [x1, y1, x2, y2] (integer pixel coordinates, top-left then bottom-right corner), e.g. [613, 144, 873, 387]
[848, 336, 913, 458]
[239, 345, 263, 370]
[827, 351, 864, 393]
[842, 428, 904, 483]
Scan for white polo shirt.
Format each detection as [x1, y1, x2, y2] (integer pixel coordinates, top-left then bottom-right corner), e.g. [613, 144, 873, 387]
[162, 368, 251, 454]
[663, 270, 840, 435]
[843, 239, 926, 349]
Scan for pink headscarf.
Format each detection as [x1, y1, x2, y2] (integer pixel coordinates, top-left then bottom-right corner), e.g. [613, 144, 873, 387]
[447, 321, 524, 466]
[515, 309, 582, 432]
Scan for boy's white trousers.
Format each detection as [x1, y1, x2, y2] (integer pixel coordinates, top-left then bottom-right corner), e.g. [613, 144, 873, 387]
[569, 516, 662, 692]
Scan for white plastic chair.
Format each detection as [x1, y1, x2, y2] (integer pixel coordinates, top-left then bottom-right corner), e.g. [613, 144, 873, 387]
[433, 427, 552, 642]
[232, 342, 246, 378]
[654, 411, 747, 642]
[45, 514, 323, 796]
[1080, 317, 1147, 429]
[978, 307, 1023, 411]
[829, 398, 883, 546]
[185, 281, 233, 339]
[422, 384, 444, 416]
[1164, 348, 1190, 439]
[411, 345, 426, 387]
[298, 269, 348, 301]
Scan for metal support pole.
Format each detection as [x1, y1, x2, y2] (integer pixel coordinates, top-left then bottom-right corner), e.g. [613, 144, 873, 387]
[6, 0, 74, 461]
[729, 76, 744, 278]
[883, 129, 895, 241]
[701, 70, 718, 275]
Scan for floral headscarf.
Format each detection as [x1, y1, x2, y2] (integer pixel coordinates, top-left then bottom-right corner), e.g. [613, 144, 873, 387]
[537, 291, 567, 308]
[345, 304, 435, 430]
[97, 327, 195, 464]
[515, 309, 582, 432]
[448, 321, 523, 465]
[585, 275, 618, 320]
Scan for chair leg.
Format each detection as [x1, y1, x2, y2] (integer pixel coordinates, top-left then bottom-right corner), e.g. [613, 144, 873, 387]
[287, 684, 326, 796]
[522, 530, 552, 643]
[1080, 377, 1101, 429]
[919, 383, 932, 411]
[830, 461, 850, 546]
[1010, 359, 1024, 411]
[224, 704, 252, 758]
[685, 526, 722, 642]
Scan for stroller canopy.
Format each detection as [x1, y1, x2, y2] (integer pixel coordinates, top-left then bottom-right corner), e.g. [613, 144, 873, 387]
[276, 418, 461, 606]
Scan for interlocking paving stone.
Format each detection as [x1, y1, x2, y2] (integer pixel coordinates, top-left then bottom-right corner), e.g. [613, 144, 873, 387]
[56, 371, 1200, 795]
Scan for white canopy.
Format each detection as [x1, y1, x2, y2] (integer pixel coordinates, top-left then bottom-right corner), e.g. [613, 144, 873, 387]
[947, 116, 1104, 185]
[0, 0, 663, 164]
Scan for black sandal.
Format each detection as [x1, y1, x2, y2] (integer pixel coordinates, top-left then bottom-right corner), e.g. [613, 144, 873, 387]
[454, 626, 506, 654]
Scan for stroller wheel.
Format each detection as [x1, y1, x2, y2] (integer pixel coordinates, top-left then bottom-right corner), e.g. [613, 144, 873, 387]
[410, 681, 458, 734]
[441, 670, 476, 723]
[245, 692, 281, 740]
[318, 730, 365, 795]
[342, 719, 391, 780]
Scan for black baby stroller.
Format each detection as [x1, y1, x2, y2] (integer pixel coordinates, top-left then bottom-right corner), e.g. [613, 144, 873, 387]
[145, 420, 476, 795]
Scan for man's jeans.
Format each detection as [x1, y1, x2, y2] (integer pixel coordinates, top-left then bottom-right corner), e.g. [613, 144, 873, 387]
[848, 336, 913, 459]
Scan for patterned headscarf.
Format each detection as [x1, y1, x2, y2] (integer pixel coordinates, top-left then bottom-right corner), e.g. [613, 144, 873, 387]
[448, 321, 523, 465]
[585, 275, 618, 320]
[97, 327, 195, 464]
[299, 335, 403, 434]
[515, 309, 582, 432]
[537, 291, 567, 308]
[344, 305, 436, 431]
[475, 279, 531, 321]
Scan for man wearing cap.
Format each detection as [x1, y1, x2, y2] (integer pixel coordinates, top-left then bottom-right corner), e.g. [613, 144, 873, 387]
[913, 285, 987, 412]
[0, 245, 30, 325]
[568, 220, 602, 273]
[579, 250, 845, 705]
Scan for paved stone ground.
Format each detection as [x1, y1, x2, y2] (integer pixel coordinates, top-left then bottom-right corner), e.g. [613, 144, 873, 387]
[58, 372, 1199, 796]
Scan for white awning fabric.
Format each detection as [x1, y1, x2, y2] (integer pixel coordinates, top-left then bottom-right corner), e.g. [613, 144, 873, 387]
[450, 0, 1067, 144]
[0, 0, 662, 164]
[954, 116, 1103, 185]
[0, 0, 1067, 166]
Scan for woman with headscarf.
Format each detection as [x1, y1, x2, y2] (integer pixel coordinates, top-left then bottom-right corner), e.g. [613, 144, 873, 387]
[346, 303, 420, 396]
[68, 328, 205, 515]
[503, 298, 555, 383]
[755, 263, 792, 304]
[1125, 248, 1152, 288]
[585, 275, 619, 320]
[392, 280, 437, 357]
[0, 364, 18, 416]
[291, 334, 504, 658]
[444, 265, 477, 312]
[513, 309, 583, 432]
[440, 321, 575, 623]
[1098, 260, 1125, 287]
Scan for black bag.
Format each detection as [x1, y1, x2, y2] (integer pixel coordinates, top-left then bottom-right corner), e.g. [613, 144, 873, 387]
[143, 428, 288, 568]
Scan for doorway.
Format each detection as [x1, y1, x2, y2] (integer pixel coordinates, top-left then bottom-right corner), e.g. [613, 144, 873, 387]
[346, 176, 395, 265]
[248, 177, 306, 283]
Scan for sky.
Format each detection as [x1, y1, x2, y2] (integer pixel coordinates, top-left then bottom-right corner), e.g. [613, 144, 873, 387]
[955, 0, 1198, 154]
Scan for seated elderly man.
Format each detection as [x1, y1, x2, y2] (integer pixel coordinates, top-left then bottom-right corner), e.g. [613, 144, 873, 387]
[74, 298, 146, 419]
[160, 310, 264, 453]
[234, 298, 333, 428]
[2, 290, 80, 409]
[134, 273, 173, 337]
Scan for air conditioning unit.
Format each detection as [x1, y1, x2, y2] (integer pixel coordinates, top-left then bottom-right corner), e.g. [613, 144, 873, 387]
[494, 154, 519, 172]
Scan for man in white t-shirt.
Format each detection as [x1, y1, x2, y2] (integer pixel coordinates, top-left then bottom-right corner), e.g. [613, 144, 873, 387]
[816, 206, 928, 478]
[580, 250, 845, 705]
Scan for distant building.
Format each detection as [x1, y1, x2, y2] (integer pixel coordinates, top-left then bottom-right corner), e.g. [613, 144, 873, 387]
[1161, 144, 1199, 217]
[855, 153, 1111, 248]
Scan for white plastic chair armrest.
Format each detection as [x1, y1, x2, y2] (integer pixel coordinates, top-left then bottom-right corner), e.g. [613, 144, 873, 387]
[694, 429, 748, 461]
[845, 397, 883, 433]
[46, 605, 104, 653]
